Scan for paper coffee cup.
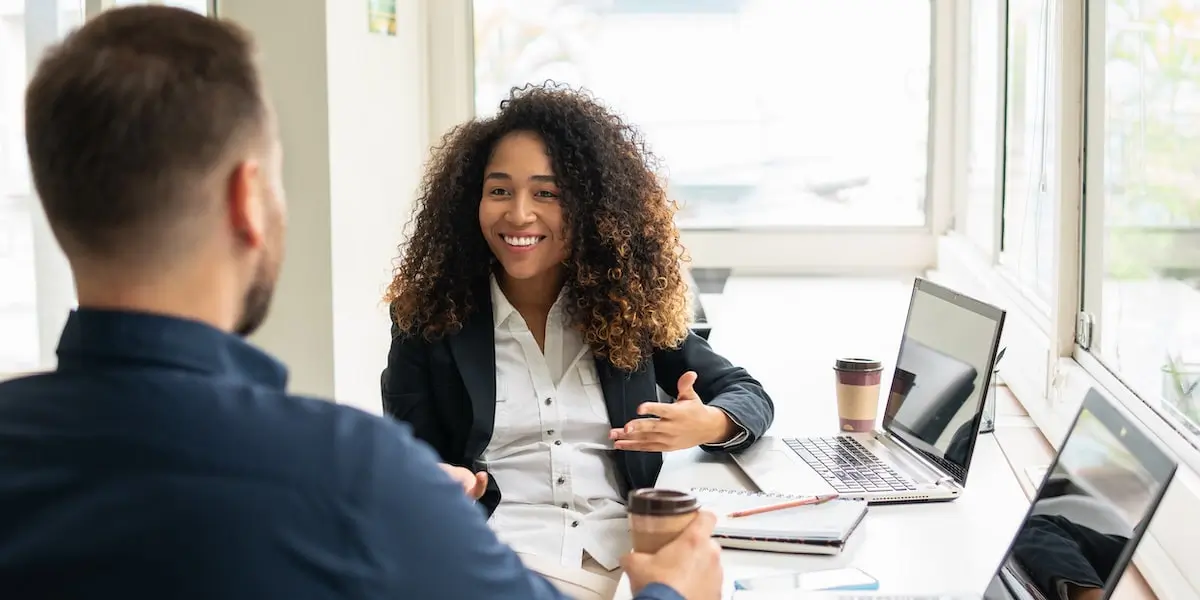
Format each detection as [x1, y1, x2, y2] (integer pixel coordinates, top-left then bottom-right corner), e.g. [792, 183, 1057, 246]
[834, 358, 884, 432]
[627, 488, 699, 554]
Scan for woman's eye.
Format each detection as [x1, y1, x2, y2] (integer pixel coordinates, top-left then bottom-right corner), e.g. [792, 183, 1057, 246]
[488, 188, 509, 196]
[535, 190, 559, 199]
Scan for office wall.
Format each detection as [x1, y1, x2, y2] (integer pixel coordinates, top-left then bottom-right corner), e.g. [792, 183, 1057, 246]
[325, 0, 427, 413]
[220, 0, 428, 412]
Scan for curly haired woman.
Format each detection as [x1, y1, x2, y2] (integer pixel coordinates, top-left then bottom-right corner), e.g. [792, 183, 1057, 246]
[381, 84, 773, 599]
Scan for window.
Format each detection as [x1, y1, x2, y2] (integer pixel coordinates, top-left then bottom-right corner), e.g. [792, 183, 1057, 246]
[0, 0, 83, 376]
[1001, 0, 1059, 303]
[472, 0, 932, 229]
[963, 0, 1005, 255]
[1083, 0, 1200, 447]
[112, 0, 212, 13]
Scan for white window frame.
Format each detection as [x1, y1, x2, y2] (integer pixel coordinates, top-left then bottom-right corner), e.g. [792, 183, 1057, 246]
[941, 0, 1200, 597]
[427, 0, 957, 273]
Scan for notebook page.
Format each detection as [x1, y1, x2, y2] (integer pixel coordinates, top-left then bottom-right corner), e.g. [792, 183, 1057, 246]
[694, 489, 867, 541]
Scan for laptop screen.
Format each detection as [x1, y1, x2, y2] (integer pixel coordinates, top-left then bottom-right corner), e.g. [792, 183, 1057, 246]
[981, 389, 1177, 600]
[881, 279, 1005, 485]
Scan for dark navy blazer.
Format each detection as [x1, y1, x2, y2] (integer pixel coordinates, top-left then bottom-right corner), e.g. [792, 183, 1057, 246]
[0, 309, 682, 600]
[382, 290, 775, 515]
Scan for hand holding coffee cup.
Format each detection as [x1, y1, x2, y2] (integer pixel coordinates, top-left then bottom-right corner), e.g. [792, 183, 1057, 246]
[623, 490, 722, 600]
[834, 358, 884, 432]
[626, 488, 700, 553]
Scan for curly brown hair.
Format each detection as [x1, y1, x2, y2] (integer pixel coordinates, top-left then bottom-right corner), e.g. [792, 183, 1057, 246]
[384, 83, 691, 372]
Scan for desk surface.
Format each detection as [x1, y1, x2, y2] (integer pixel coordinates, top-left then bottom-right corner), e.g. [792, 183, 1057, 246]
[615, 385, 1156, 599]
[615, 423, 1031, 597]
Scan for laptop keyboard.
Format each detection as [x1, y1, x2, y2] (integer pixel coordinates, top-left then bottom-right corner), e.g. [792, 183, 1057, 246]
[782, 436, 917, 493]
[920, 450, 966, 483]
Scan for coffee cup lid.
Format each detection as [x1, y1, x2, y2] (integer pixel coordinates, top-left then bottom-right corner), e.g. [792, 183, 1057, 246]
[627, 488, 699, 516]
[835, 358, 883, 372]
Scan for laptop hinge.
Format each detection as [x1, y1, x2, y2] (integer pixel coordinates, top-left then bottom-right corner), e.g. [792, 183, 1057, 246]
[876, 431, 959, 487]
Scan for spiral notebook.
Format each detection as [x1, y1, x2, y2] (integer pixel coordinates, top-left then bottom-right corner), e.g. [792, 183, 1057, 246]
[692, 488, 869, 555]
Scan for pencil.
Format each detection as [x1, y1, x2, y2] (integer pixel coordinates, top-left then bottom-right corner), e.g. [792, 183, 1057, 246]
[727, 493, 840, 518]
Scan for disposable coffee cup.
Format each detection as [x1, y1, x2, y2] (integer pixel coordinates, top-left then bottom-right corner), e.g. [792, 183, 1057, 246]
[834, 358, 884, 432]
[627, 488, 699, 554]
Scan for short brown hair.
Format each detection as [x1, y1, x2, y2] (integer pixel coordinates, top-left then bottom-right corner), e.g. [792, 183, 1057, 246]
[24, 5, 268, 261]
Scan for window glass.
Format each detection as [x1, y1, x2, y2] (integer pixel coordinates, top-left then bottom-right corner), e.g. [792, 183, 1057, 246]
[1002, 0, 1059, 301]
[473, 0, 932, 229]
[112, 0, 211, 14]
[964, 0, 1005, 254]
[1088, 0, 1200, 443]
[0, 0, 83, 375]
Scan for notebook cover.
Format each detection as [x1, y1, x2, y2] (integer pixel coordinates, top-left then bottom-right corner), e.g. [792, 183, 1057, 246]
[692, 488, 869, 547]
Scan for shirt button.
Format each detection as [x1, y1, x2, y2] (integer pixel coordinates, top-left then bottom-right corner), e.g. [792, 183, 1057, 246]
[557, 476, 566, 485]
[546, 429, 554, 436]
[571, 521, 580, 528]
[554, 440, 562, 446]
[561, 503, 569, 509]
[544, 398, 552, 405]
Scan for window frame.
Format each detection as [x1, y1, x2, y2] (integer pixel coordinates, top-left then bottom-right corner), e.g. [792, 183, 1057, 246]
[1077, 0, 1200, 458]
[433, 0, 955, 273]
[8, 0, 218, 380]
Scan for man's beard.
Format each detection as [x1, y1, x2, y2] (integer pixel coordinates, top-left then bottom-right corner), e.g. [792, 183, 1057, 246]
[234, 256, 277, 337]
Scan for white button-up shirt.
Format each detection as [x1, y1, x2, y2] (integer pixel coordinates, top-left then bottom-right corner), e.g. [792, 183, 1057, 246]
[482, 276, 748, 570]
[483, 277, 629, 570]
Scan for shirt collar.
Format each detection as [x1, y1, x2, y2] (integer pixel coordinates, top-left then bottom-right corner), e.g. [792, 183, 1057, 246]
[490, 275, 569, 329]
[55, 308, 289, 390]
[490, 275, 518, 329]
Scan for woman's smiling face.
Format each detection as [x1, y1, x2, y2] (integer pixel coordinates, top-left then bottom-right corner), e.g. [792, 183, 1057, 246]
[478, 131, 569, 282]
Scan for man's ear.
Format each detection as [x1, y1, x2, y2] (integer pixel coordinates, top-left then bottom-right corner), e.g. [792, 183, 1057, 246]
[226, 160, 266, 249]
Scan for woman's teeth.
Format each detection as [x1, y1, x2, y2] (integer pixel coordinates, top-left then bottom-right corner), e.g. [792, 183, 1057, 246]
[503, 235, 542, 247]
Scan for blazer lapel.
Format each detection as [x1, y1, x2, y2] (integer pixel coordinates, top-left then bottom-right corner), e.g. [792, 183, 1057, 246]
[449, 301, 497, 461]
[596, 357, 658, 488]
[594, 357, 630, 430]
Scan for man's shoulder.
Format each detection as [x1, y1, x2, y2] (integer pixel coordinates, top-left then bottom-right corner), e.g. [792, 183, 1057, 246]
[0, 369, 429, 499]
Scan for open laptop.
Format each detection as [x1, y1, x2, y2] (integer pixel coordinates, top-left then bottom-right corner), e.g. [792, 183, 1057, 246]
[800, 387, 1178, 599]
[734, 278, 1006, 503]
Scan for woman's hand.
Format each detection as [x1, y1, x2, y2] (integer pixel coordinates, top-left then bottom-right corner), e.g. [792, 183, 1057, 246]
[610, 371, 736, 452]
[437, 463, 489, 500]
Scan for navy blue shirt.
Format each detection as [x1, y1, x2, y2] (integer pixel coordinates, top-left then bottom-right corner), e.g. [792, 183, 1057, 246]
[0, 309, 682, 600]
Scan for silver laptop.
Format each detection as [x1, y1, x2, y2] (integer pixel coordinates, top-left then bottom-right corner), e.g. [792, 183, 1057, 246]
[801, 387, 1178, 599]
[734, 278, 1006, 503]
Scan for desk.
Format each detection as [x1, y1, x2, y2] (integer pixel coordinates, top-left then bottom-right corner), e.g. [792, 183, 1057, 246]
[615, 429, 1031, 597]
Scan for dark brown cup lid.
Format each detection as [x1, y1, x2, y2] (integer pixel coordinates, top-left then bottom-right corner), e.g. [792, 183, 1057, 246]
[835, 358, 883, 372]
[627, 488, 699, 516]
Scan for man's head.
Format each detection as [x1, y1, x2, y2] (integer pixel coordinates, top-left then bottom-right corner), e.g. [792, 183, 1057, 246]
[25, 5, 285, 336]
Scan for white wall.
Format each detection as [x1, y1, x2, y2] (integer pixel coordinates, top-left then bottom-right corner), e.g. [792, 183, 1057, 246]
[325, 0, 427, 413]
[220, 0, 428, 412]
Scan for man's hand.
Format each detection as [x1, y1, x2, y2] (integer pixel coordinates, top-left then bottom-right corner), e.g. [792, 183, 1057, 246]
[1068, 586, 1104, 600]
[622, 510, 722, 600]
[437, 463, 488, 500]
[610, 371, 736, 452]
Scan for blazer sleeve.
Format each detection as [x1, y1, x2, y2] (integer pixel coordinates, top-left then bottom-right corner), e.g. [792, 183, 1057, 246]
[381, 327, 446, 460]
[651, 332, 774, 453]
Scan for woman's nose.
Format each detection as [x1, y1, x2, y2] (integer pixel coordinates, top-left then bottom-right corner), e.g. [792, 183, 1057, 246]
[505, 195, 536, 225]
